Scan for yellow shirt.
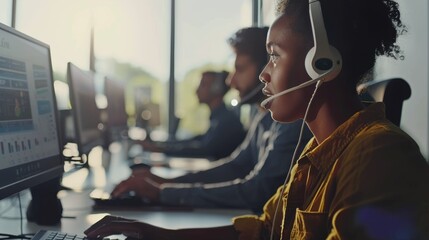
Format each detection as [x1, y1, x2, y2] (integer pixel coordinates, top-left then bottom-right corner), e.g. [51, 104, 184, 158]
[233, 103, 429, 239]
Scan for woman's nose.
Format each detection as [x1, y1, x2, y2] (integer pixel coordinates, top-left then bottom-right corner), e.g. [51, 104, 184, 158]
[259, 72, 268, 84]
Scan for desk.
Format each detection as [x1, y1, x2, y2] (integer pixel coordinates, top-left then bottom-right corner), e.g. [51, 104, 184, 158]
[0, 190, 251, 236]
[0, 143, 252, 236]
[61, 143, 212, 191]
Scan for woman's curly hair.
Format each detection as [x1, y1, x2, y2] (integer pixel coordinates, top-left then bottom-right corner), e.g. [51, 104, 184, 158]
[372, 0, 406, 59]
[275, 0, 407, 86]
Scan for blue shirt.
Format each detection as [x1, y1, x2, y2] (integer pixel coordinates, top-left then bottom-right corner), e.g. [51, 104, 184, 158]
[161, 103, 246, 160]
[160, 110, 313, 213]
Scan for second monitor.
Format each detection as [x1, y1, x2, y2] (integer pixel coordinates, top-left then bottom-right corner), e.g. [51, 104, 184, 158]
[67, 62, 103, 156]
[104, 76, 128, 144]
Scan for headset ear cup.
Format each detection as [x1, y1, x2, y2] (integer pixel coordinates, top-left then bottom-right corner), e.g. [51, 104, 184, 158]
[305, 47, 318, 78]
[305, 45, 342, 82]
[326, 46, 342, 81]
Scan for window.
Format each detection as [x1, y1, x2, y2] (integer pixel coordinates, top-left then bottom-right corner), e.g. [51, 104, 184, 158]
[13, 0, 254, 141]
[15, 0, 92, 77]
[92, 0, 170, 135]
[0, 0, 12, 26]
[175, 0, 252, 138]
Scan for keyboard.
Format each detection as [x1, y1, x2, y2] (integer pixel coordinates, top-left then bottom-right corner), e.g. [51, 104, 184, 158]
[31, 230, 87, 240]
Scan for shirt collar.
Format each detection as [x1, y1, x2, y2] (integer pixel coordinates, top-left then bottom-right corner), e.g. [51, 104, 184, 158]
[300, 103, 386, 172]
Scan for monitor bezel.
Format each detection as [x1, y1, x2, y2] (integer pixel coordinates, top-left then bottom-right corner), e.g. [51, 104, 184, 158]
[0, 22, 64, 200]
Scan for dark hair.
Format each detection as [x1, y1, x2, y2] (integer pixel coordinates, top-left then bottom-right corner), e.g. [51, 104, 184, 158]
[227, 26, 269, 74]
[275, 0, 406, 87]
[203, 70, 230, 95]
[227, 27, 269, 104]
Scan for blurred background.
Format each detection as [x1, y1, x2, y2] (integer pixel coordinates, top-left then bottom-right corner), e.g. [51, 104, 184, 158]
[0, 0, 426, 158]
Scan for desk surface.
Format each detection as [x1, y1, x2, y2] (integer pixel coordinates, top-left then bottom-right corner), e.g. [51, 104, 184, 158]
[0, 190, 251, 236]
[0, 143, 252, 236]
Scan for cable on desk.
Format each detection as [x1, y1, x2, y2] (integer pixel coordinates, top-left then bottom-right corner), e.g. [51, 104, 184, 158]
[0, 192, 31, 219]
[0, 193, 34, 239]
[0, 233, 33, 240]
[18, 193, 23, 237]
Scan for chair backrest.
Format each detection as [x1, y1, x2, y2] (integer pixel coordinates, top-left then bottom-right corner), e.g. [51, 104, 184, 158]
[357, 78, 411, 127]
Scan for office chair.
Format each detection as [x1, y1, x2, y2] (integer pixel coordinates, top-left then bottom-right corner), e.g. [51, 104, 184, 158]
[357, 77, 411, 127]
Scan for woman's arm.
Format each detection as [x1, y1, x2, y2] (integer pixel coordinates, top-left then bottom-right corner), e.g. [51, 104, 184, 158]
[84, 215, 239, 240]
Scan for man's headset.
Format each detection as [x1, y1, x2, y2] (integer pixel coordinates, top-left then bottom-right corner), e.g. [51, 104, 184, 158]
[237, 82, 264, 105]
[261, 0, 342, 109]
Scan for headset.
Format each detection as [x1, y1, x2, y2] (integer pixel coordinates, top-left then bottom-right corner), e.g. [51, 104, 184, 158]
[236, 82, 264, 105]
[260, 0, 342, 109]
[268, 1, 342, 239]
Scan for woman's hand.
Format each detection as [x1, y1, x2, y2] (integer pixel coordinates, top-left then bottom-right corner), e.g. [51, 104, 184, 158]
[84, 215, 145, 239]
[84, 215, 239, 240]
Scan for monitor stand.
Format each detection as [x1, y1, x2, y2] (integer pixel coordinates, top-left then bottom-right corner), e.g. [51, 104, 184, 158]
[26, 177, 63, 226]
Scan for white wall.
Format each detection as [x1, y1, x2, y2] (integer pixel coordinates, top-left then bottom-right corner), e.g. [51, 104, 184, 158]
[374, 0, 428, 159]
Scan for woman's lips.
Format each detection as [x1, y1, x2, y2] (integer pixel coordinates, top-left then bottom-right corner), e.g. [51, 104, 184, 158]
[261, 87, 273, 109]
[262, 87, 272, 97]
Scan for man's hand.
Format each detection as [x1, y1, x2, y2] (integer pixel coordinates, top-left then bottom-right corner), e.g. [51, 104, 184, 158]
[111, 169, 164, 203]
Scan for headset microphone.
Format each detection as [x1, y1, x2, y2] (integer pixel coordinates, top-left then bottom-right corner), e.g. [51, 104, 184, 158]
[237, 83, 264, 105]
[260, 70, 332, 109]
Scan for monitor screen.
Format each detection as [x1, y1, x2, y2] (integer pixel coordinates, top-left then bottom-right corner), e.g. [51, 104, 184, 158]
[0, 23, 63, 200]
[67, 62, 103, 155]
[104, 76, 128, 142]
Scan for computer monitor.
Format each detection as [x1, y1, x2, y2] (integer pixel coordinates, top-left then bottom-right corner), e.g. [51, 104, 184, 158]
[67, 62, 103, 156]
[104, 76, 128, 143]
[0, 22, 63, 200]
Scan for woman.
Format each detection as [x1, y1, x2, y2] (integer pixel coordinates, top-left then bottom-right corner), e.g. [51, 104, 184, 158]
[85, 0, 429, 239]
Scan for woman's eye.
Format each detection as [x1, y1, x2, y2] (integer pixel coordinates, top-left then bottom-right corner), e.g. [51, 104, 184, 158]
[269, 54, 279, 64]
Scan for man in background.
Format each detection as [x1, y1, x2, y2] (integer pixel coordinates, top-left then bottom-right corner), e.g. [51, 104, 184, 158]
[141, 70, 246, 160]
